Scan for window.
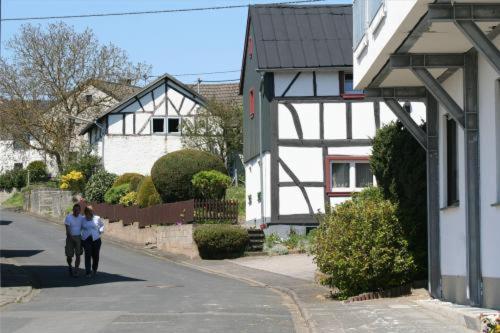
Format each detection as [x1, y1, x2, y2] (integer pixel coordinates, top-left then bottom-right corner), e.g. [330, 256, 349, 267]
[168, 118, 180, 133]
[340, 73, 364, 99]
[446, 117, 458, 206]
[249, 88, 255, 119]
[325, 156, 375, 196]
[85, 94, 93, 104]
[152, 118, 165, 133]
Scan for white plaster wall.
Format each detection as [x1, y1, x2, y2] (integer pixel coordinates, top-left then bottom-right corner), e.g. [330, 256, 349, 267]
[324, 103, 347, 139]
[278, 103, 299, 139]
[328, 146, 372, 156]
[438, 69, 467, 277]
[294, 103, 320, 139]
[275, 71, 340, 97]
[0, 140, 57, 175]
[103, 135, 170, 175]
[329, 196, 350, 207]
[245, 153, 271, 224]
[108, 114, 123, 134]
[352, 102, 376, 139]
[278, 147, 323, 182]
[316, 72, 340, 96]
[478, 36, 500, 279]
[121, 101, 142, 113]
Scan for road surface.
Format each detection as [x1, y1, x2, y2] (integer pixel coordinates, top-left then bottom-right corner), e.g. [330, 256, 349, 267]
[0, 210, 296, 333]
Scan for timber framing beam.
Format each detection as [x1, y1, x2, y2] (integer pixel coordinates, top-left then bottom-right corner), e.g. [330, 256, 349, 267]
[428, 3, 500, 22]
[365, 87, 427, 99]
[455, 20, 500, 75]
[384, 99, 427, 150]
[411, 68, 465, 128]
[390, 54, 465, 69]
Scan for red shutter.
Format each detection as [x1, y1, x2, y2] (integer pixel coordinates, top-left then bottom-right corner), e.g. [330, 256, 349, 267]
[249, 88, 255, 119]
[248, 37, 254, 59]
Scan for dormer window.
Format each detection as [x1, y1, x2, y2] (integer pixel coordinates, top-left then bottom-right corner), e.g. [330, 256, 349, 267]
[340, 72, 365, 100]
[85, 94, 93, 104]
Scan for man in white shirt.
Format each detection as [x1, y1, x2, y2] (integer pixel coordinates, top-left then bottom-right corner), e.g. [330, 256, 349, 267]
[64, 204, 84, 277]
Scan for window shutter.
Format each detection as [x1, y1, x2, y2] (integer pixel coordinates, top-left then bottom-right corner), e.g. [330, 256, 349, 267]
[249, 88, 255, 119]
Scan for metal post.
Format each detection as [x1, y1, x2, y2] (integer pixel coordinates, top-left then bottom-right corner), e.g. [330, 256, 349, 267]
[258, 73, 265, 226]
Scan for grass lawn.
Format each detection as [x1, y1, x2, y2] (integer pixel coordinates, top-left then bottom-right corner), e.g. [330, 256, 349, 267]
[2, 192, 24, 209]
[226, 185, 245, 222]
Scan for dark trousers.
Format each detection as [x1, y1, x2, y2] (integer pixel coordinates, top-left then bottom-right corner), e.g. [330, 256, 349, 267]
[83, 237, 102, 274]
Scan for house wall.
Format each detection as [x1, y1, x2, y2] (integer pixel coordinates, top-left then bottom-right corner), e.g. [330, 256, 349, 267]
[245, 153, 271, 226]
[0, 140, 58, 175]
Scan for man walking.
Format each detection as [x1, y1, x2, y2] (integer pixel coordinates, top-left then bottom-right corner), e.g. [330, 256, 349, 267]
[65, 204, 84, 277]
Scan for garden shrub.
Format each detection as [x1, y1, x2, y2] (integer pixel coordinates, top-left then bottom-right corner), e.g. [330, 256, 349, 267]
[151, 149, 226, 202]
[60, 170, 85, 193]
[0, 169, 26, 192]
[192, 170, 231, 200]
[113, 173, 144, 191]
[268, 244, 289, 256]
[63, 149, 101, 181]
[26, 160, 49, 182]
[313, 187, 415, 298]
[136, 176, 161, 208]
[371, 121, 427, 279]
[84, 170, 117, 203]
[104, 183, 130, 204]
[193, 224, 249, 259]
[119, 191, 137, 207]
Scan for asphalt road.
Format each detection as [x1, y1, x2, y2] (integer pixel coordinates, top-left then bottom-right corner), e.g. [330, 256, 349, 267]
[0, 210, 296, 333]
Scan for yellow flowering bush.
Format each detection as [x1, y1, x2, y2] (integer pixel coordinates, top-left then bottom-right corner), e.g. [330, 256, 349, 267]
[60, 170, 85, 194]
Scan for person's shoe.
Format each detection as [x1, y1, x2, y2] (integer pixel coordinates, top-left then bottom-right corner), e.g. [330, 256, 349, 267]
[68, 266, 74, 277]
[85, 273, 92, 278]
[92, 270, 97, 277]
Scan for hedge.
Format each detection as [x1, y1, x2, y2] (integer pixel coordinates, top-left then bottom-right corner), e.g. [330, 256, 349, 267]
[136, 176, 161, 208]
[26, 161, 49, 182]
[191, 170, 231, 200]
[313, 187, 415, 298]
[104, 183, 130, 204]
[151, 149, 226, 202]
[113, 173, 144, 192]
[193, 224, 249, 259]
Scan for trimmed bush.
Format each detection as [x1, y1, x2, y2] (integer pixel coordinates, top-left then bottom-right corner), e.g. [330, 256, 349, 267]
[192, 170, 231, 200]
[0, 168, 27, 192]
[193, 224, 249, 259]
[371, 121, 427, 279]
[151, 149, 226, 202]
[119, 191, 137, 206]
[104, 183, 130, 204]
[84, 170, 117, 203]
[136, 176, 161, 208]
[313, 187, 415, 298]
[113, 173, 144, 191]
[26, 161, 49, 182]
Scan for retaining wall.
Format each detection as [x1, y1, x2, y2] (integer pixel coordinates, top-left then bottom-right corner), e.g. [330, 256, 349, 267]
[23, 189, 73, 218]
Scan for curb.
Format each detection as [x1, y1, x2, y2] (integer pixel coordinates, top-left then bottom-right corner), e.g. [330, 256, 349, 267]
[15, 210, 314, 333]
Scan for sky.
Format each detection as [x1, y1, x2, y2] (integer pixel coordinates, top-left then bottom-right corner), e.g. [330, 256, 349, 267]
[1, 0, 350, 85]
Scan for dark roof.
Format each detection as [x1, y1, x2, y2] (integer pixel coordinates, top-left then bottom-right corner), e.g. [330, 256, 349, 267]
[91, 80, 142, 101]
[248, 4, 353, 70]
[187, 83, 241, 105]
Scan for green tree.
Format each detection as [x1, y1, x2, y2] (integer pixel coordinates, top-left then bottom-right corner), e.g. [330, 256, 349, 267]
[370, 121, 427, 280]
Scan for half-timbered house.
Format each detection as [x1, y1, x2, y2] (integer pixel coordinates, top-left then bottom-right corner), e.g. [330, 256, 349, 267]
[80, 74, 206, 175]
[241, 4, 427, 235]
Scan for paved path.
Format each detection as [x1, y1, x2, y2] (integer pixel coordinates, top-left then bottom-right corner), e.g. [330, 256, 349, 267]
[0, 210, 297, 333]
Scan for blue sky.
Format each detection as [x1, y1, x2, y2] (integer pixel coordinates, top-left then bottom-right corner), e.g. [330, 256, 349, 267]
[1, 0, 350, 85]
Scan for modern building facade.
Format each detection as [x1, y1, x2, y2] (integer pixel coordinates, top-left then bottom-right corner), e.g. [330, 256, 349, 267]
[240, 4, 426, 234]
[353, 0, 499, 309]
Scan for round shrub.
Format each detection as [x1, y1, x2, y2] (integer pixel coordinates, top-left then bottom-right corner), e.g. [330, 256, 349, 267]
[26, 161, 49, 182]
[192, 170, 231, 199]
[151, 149, 226, 202]
[119, 191, 137, 206]
[193, 224, 249, 259]
[268, 244, 289, 256]
[113, 173, 144, 191]
[84, 170, 117, 203]
[313, 187, 415, 298]
[136, 176, 161, 208]
[104, 183, 130, 204]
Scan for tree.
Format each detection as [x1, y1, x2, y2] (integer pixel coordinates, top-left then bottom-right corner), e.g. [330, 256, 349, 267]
[370, 121, 428, 280]
[181, 98, 242, 166]
[0, 22, 151, 173]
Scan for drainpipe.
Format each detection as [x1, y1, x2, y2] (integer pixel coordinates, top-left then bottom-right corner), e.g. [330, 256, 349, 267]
[258, 73, 265, 226]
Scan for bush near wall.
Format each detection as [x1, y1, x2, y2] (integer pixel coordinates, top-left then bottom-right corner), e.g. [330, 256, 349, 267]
[113, 173, 144, 192]
[192, 170, 231, 200]
[313, 187, 415, 298]
[0, 168, 27, 192]
[193, 224, 249, 259]
[370, 122, 427, 280]
[104, 183, 130, 204]
[136, 176, 161, 208]
[84, 170, 117, 203]
[26, 161, 49, 182]
[151, 149, 227, 203]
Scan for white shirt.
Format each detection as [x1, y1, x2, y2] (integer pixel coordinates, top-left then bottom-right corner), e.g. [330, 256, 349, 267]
[64, 214, 84, 236]
[81, 215, 104, 241]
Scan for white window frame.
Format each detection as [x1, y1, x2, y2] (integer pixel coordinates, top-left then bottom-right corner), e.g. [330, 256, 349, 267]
[329, 160, 376, 194]
[167, 117, 181, 135]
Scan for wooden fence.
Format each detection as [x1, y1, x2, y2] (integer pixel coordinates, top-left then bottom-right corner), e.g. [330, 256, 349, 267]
[80, 199, 238, 227]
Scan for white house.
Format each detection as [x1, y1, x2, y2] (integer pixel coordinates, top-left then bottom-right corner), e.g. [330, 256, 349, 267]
[240, 4, 426, 235]
[80, 74, 207, 175]
[352, 0, 499, 309]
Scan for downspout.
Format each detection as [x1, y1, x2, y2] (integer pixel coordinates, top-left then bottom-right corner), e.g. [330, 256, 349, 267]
[258, 73, 265, 226]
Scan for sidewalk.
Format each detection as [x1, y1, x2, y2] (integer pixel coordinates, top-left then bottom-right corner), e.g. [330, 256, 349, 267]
[0, 258, 36, 307]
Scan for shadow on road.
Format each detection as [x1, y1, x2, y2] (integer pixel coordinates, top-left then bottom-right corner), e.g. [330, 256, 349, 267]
[0, 249, 44, 258]
[1, 263, 144, 289]
[0, 220, 13, 225]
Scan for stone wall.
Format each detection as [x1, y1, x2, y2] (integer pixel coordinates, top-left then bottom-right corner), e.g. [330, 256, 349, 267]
[24, 189, 73, 218]
[103, 219, 199, 259]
